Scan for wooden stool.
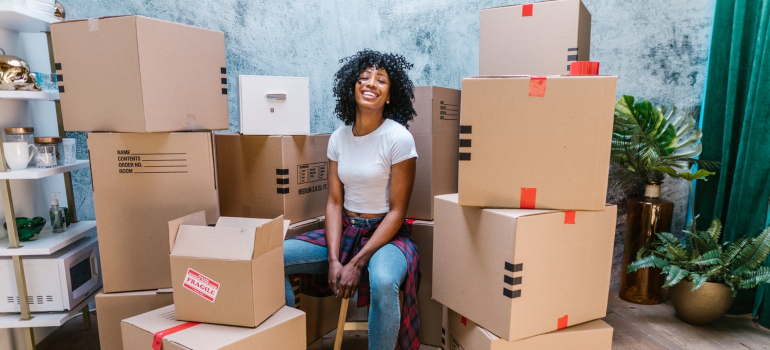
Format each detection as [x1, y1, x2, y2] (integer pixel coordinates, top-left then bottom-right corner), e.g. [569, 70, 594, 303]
[333, 293, 403, 350]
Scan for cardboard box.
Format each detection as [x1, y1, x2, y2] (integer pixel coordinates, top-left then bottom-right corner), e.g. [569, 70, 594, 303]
[479, 0, 591, 76]
[95, 289, 174, 350]
[285, 217, 342, 344]
[122, 305, 306, 350]
[88, 132, 220, 293]
[168, 211, 287, 328]
[51, 16, 228, 132]
[432, 194, 616, 341]
[407, 86, 460, 220]
[458, 75, 616, 210]
[215, 134, 330, 224]
[409, 220, 443, 346]
[239, 76, 310, 135]
[448, 309, 613, 350]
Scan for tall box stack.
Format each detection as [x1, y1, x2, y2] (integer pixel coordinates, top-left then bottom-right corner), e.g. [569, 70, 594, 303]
[434, 0, 618, 346]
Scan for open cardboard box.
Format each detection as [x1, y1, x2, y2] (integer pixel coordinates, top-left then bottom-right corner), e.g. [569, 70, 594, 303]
[95, 289, 174, 350]
[168, 211, 288, 328]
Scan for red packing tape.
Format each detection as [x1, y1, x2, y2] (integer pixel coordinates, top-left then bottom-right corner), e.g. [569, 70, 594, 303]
[520, 188, 537, 209]
[529, 76, 546, 97]
[569, 61, 600, 76]
[461, 316, 468, 326]
[564, 211, 576, 224]
[522, 3, 533, 16]
[557, 315, 569, 330]
[405, 219, 416, 231]
[153, 322, 200, 350]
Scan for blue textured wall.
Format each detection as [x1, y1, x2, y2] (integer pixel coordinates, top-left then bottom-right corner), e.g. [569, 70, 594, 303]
[61, 0, 715, 287]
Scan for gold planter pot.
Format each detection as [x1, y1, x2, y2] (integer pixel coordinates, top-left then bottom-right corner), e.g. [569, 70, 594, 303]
[669, 281, 736, 325]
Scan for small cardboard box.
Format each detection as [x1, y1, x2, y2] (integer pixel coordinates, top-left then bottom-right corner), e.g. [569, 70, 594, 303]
[285, 217, 342, 344]
[480, 0, 591, 76]
[433, 194, 616, 341]
[215, 134, 330, 224]
[239, 76, 310, 135]
[168, 211, 287, 328]
[122, 305, 306, 350]
[95, 289, 174, 350]
[448, 310, 613, 350]
[88, 132, 220, 293]
[458, 75, 617, 210]
[409, 220, 443, 346]
[51, 16, 228, 132]
[407, 86, 460, 220]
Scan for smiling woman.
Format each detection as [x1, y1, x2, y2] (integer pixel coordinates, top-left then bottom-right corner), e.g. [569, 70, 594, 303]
[283, 50, 422, 350]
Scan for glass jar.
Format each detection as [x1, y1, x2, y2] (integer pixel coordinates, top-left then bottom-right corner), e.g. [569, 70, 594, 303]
[4, 127, 35, 166]
[34, 137, 63, 168]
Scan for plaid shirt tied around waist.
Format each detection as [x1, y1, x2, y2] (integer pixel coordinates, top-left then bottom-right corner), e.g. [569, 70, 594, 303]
[286, 215, 421, 350]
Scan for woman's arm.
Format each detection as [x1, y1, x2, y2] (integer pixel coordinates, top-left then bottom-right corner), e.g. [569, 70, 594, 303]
[325, 160, 346, 296]
[337, 157, 417, 298]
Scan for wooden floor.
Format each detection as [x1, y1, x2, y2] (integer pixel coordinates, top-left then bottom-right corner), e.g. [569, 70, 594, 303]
[33, 291, 770, 350]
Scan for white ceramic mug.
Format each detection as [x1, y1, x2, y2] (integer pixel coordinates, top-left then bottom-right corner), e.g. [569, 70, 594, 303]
[3, 142, 36, 170]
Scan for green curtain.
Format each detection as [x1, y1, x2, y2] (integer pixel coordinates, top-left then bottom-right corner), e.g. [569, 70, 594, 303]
[694, 0, 770, 320]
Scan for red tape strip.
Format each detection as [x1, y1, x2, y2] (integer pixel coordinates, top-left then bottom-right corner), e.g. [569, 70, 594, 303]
[529, 76, 546, 97]
[461, 316, 468, 326]
[405, 219, 416, 231]
[153, 322, 200, 350]
[557, 315, 569, 330]
[569, 61, 600, 76]
[564, 211, 576, 225]
[522, 3, 533, 16]
[520, 188, 537, 209]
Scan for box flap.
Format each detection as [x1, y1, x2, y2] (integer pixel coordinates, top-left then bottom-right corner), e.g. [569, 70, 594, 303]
[437, 194, 556, 218]
[171, 225, 256, 260]
[252, 216, 287, 259]
[168, 211, 208, 250]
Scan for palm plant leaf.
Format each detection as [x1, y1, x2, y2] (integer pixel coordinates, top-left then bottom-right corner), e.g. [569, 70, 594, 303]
[706, 219, 723, 242]
[737, 267, 770, 289]
[663, 265, 690, 288]
[732, 226, 770, 275]
[723, 237, 752, 265]
[690, 273, 710, 290]
[628, 255, 669, 273]
[691, 249, 723, 266]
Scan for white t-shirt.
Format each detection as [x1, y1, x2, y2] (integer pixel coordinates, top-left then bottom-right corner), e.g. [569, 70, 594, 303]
[327, 118, 418, 214]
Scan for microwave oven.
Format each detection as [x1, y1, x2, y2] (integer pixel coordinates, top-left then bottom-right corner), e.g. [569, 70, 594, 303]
[0, 236, 101, 312]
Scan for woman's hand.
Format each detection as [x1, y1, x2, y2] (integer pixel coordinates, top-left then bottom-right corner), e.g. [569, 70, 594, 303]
[337, 263, 363, 299]
[328, 260, 344, 297]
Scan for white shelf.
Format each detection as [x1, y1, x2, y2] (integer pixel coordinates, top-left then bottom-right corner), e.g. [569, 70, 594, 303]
[0, 221, 96, 256]
[0, 291, 97, 328]
[0, 160, 89, 180]
[0, 4, 61, 33]
[0, 90, 59, 101]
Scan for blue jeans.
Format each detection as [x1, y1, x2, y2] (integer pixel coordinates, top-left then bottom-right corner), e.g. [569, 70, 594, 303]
[284, 227, 407, 350]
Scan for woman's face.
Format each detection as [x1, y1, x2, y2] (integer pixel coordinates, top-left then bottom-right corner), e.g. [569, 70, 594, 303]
[354, 66, 390, 112]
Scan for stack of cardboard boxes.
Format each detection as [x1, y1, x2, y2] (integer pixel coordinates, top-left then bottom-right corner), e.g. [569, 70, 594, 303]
[50, 15, 312, 350]
[435, 1, 618, 349]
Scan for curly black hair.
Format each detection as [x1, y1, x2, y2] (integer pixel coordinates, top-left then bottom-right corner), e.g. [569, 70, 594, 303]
[333, 49, 416, 128]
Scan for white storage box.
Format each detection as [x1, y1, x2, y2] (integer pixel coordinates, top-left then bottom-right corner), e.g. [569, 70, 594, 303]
[238, 76, 310, 135]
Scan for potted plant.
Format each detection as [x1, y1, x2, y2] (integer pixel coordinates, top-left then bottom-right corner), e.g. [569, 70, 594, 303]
[612, 95, 717, 304]
[627, 168, 770, 325]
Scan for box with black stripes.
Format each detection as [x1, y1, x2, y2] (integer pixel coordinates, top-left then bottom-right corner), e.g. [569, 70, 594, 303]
[432, 194, 617, 342]
[214, 133, 331, 224]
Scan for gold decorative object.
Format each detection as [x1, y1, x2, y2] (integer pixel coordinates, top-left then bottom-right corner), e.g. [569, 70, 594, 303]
[54, 1, 65, 19]
[669, 281, 736, 325]
[0, 49, 41, 91]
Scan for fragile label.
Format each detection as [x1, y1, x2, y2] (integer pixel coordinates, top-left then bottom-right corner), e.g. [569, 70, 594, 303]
[183, 268, 220, 302]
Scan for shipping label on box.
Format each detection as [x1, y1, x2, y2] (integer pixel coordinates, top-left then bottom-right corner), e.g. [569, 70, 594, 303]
[433, 194, 616, 341]
[239, 76, 310, 135]
[88, 132, 220, 293]
[216, 134, 330, 223]
[448, 310, 613, 350]
[458, 75, 617, 210]
[480, 0, 591, 76]
[52, 16, 228, 132]
[168, 211, 288, 328]
[95, 289, 174, 350]
[407, 86, 460, 220]
[121, 305, 306, 350]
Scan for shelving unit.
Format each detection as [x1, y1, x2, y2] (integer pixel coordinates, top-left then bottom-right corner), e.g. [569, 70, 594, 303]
[0, 91, 59, 101]
[1, 7, 92, 350]
[0, 160, 89, 180]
